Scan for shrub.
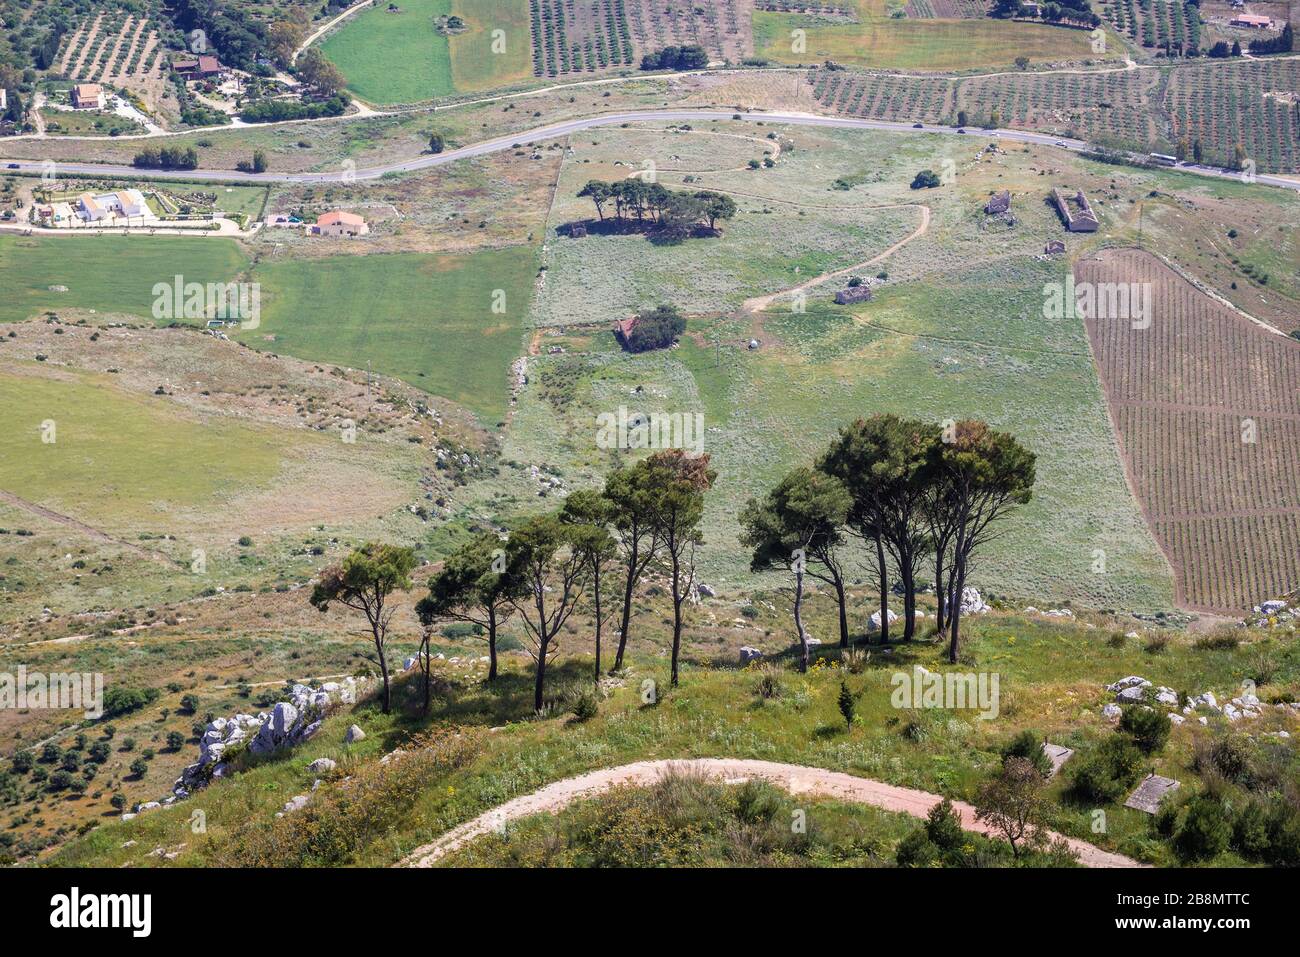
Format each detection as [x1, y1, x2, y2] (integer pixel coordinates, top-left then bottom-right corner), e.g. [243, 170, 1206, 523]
[568, 687, 600, 723]
[895, 828, 939, 866]
[209, 728, 483, 866]
[1144, 633, 1169, 654]
[101, 686, 160, 718]
[1193, 631, 1238, 651]
[1173, 793, 1231, 861]
[911, 169, 942, 189]
[925, 797, 965, 852]
[1069, 735, 1146, 803]
[1000, 730, 1052, 777]
[1119, 706, 1171, 754]
[752, 665, 783, 700]
[1192, 733, 1251, 785]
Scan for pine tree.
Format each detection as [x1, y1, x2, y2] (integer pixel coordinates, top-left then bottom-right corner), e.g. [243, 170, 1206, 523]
[838, 681, 855, 730]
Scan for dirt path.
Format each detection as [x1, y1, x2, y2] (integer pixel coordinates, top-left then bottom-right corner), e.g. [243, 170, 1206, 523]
[742, 203, 931, 315]
[0, 489, 176, 566]
[401, 757, 1143, 868]
[294, 0, 372, 62]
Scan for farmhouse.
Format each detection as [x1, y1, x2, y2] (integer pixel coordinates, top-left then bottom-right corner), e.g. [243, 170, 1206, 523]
[76, 190, 149, 223]
[1230, 13, 1272, 27]
[71, 83, 105, 110]
[314, 210, 369, 237]
[834, 284, 873, 305]
[1052, 188, 1100, 232]
[173, 55, 226, 80]
[612, 316, 639, 345]
[985, 190, 1011, 214]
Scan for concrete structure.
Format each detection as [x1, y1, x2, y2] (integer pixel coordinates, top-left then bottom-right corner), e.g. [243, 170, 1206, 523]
[173, 55, 226, 80]
[985, 189, 1011, 215]
[314, 209, 369, 237]
[1230, 13, 1272, 27]
[834, 284, 873, 305]
[1124, 774, 1181, 814]
[1052, 188, 1100, 232]
[71, 83, 105, 110]
[76, 190, 149, 223]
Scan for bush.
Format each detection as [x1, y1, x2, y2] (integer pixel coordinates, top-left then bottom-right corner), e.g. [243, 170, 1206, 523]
[568, 687, 600, 722]
[209, 728, 482, 866]
[925, 798, 965, 852]
[1174, 793, 1231, 861]
[1000, 730, 1052, 777]
[910, 169, 941, 189]
[101, 686, 160, 718]
[895, 828, 939, 867]
[622, 304, 686, 353]
[1070, 734, 1146, 803]
[752, 665, 783, 700]
[1119, 706, 1170, 754]
[1192, 733, 1251, 785]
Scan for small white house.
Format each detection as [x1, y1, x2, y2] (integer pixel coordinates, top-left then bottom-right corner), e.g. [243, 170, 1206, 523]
[314, 210, 369, 237]
[77, 190, 149, 223]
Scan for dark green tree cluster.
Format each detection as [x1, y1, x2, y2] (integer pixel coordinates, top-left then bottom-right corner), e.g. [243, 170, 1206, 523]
[133, 146, 200, 170]
[577, 180, 736, 240]
[620, 303, 687, 353]
[743, 416, 1035, 663]
[639, 45, 709, 71]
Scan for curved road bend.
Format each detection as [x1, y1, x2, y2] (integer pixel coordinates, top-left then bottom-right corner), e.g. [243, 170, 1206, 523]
[399, 757, 1145, 868]
[5, 109, 1298, 192]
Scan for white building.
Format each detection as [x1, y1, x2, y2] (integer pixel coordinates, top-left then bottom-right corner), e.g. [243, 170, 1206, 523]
[77, 190, 149, 223]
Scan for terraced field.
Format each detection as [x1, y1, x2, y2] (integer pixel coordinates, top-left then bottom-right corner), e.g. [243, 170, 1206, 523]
[1080, 247, 1300, 612]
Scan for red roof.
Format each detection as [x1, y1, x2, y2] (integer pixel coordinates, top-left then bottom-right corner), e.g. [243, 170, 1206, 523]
[317, 210, 365, 227]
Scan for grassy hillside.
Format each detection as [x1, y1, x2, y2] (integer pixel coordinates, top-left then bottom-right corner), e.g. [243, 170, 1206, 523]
[0, 235, 249, 325]
[241, 245, 538, 423]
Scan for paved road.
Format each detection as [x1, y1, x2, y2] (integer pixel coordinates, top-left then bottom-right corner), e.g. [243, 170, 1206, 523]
[399, 757, 1145, 868]
[5, 109, 1298, 193]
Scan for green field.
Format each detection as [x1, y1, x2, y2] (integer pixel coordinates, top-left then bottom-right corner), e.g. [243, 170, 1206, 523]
[0, 368, 284, 530]
[319, 0, 534, 105]
[0, 234, 248, 324]
[242, 245, 538, 423]
[753, 3, 1113, 71]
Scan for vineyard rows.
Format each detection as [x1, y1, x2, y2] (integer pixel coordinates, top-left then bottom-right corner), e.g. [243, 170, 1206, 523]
[904, 0, 991, 18]
[1167, 59, 1300, 173]
[1079, 248, 1300, 612]
[1101, 0, 1201, 53]
[809, 69, 955, 123]
[57, 14, 164, 84]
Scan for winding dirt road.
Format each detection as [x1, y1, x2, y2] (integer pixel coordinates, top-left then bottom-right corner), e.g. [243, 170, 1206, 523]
[400, 757, 1143, 868]
[742, 203, 931, 314]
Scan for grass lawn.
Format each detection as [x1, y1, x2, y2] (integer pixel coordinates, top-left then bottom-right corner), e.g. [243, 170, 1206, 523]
[319, 0, 533, 105]
[753, 8, 1112, 71]
[242, 245, 537, 423]
[0, 367, 285, 530]
[0, 234, 249, 324]
[47, 607, 1300, 868]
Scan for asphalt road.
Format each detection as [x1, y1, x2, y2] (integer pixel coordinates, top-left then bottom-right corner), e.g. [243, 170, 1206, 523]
[4, 108, 1298, 192]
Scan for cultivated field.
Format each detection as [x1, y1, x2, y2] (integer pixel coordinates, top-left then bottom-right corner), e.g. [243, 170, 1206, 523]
[321, 0, 537, 104]
[1099, 0, 1202, 54]
[753, 1, 1114, 70]
[239, 245, 538, 423]
[1166, 58, 1300, 174]
[1080, 247, 1300, 613]
[0, 235, 248, 325]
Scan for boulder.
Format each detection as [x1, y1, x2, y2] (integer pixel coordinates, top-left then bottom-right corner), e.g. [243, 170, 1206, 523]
[1168, 714, 1185, 725]
[1115, 686, 1148, 704]
[1101, 703, 1122, 719]
[1154, 687, 1178, 706]
[739, 646, 764, 664]
[1106, 676, 1151, 692]
[345, 724, 366, 744]
[697, 583, 716, 598]
[960, 588, 990, 615]
[868, 609, 898, 631]
[307, 758, 336, 774]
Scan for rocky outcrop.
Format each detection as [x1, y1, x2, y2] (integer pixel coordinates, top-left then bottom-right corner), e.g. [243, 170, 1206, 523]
[173, 677, 364, 799]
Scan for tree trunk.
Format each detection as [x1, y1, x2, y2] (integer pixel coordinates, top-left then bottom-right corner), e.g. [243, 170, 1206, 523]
[486, 607, 498, 681]
[875, 533, 889, 643]
[420, 626, 432, 715]
[901, 555, 916, 641]
[375, 634, 390, 714]
[834, 573, 849, 648]
[794, 565, 808, 673]
[611, 539, 639, 673]
[670, 548, 683, 687]
[948, 555, 967, 664]
[592, 565, 602, 681]
[934, 550, 946, 634]
[534, 631, 550, 714]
